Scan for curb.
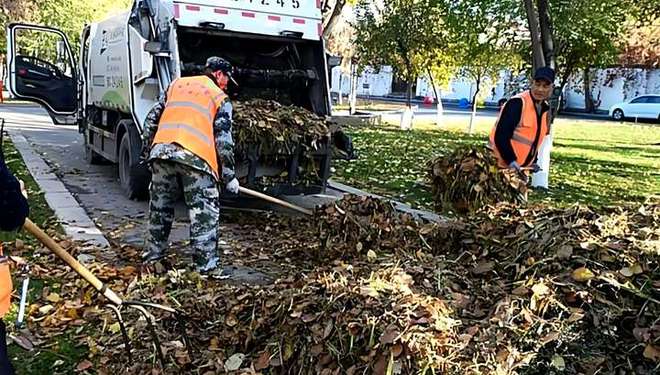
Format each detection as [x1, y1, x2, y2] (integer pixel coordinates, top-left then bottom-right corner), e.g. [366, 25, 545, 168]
[9, 132, 110, 248]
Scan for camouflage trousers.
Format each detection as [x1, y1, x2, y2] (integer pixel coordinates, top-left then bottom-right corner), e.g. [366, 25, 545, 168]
[145, 160, 220, 271]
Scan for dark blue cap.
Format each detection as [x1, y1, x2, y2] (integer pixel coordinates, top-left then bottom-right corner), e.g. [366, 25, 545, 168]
[533, 67, 555, 84]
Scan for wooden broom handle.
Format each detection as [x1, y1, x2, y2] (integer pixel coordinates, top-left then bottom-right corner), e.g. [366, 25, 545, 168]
[238, 187, 313, 216]
[22, 218, 123, 306]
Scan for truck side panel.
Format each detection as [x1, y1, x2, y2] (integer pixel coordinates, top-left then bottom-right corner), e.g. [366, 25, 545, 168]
[88, 12, 132, 114]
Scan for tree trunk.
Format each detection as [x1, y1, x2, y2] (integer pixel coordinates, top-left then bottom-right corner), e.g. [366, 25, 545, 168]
[349, 62, 358, 115]
[584, 67, 594, 113]
[338, 71, 343, 106]
[426, 68, 443, 126]
[556, 63, 574, 114]
[537, 0, 555, 69]
[406, 78, 412, 108]
[321, 0, 347, 41]
[523, 0, 544, 71]
[525, 0, 555, 189]
[468, 76, 481, 134]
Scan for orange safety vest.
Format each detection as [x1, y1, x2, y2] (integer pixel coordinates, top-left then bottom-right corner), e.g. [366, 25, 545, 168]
[489, 90, 549, 168]
[0, 243, 12, 318]
[152, 76, 228, 179]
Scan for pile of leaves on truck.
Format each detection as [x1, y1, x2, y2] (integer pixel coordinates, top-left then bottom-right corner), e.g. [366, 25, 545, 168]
[233, 99, 333, 184]
[427, 146, 528, 213]
[10, 196, 660, 374]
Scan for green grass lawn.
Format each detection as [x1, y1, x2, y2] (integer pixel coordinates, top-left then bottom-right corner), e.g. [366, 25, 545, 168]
[1, 136, 89, 374]
[333, 116, 660, 210]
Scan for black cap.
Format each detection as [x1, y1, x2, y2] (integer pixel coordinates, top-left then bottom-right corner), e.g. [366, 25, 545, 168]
[533, 67, 555, 84]
[205, 56, 237, 86]
[205, 56, 233, 75]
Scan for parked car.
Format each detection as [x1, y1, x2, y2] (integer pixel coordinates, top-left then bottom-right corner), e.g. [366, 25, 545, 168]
[609, 94, 660, 121]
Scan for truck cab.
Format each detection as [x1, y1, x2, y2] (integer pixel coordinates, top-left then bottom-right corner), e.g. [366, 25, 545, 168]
[6, 0, 336, 199]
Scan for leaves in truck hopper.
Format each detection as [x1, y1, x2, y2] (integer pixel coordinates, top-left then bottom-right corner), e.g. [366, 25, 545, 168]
[233, 99, 338, 185]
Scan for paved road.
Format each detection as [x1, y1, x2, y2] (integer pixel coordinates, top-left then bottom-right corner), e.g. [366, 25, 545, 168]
[0, 104, 192, 248]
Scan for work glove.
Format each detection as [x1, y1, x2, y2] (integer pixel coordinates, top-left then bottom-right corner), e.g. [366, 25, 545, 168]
[508, 161, 522, 172]
[225, 178, 239, 195]
[508, 161, 529, 184]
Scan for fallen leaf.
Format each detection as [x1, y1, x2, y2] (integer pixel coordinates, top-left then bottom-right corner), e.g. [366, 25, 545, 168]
[224, 353, 245, 371]
[76, 360, 93, 371]
[367, 250, 377, 262]
[572, 267, 595, 282]
[630, 263, 643, 275]
[472, 261, 494, 275]
[38, 305, 54, 315]
[9, 334, 34, 351]
[540, 331, 560, 346]
[511, 286, 529, 296]
[619, 267, 634, 277]
[254, 351, 270, 370]
[531, 283, 550, 296]
[45, 293, 61, 303]
[551, 355, 565, 370]
[391, 343, 403, 358]
[225, 314, 238, 327]
[108, 322, 121, 334]
[557, 245, 573, 259]
[380, 327, 399, 345]
[643, 344, 660, 362]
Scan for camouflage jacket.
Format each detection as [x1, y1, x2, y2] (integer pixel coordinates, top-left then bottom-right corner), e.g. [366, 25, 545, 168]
[141, 84, 236, 182]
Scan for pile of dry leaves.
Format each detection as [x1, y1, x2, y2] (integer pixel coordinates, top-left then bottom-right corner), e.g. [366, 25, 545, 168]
[233, 99, 331, 157]
[427, 147, 528, 213]
[11, 196, 660, 374]
[232, 99, 335, 185]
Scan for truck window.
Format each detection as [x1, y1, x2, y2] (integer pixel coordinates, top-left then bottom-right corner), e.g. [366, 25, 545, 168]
[14, 29, 74, 80]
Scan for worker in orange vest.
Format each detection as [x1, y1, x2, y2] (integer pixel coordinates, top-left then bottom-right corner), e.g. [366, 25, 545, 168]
[1, 127, 29, 374]
[140, 57, 239, 276]
[489, 67, 555, 181]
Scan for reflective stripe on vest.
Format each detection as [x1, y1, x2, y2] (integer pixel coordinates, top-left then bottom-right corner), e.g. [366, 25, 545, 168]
[488, 90, 549, 168]
[152, 76, 228, 179]
[164, 101, 214, 123]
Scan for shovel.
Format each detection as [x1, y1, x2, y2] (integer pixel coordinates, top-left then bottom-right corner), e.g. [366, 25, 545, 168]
[22, 218, 192, 368]
[238, 186, 313, 216]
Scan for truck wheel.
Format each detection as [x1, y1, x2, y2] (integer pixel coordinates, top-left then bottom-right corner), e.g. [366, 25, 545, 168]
[118, 132, 150, 200]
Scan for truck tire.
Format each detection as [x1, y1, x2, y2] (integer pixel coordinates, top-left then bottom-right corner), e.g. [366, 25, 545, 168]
[118, 130, 150, 200]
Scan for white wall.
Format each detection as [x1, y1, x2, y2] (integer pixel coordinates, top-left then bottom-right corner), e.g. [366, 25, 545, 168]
[330, 65, 393, 97]
[333, 64, 660, 110]
[564, 68, 660, 111]
[416, 71, 508, 103]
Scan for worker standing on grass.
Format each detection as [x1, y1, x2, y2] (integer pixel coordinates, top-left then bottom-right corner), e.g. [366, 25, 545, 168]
[489, 67, 555, 182]
[141, 56, 239, 276]
[0, 129, 29, 374]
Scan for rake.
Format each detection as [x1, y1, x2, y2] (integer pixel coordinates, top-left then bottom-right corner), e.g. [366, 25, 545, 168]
[22, 218, 192, 368]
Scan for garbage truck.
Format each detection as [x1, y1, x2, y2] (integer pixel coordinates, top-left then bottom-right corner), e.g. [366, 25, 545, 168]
[5, 0, 341, 199]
